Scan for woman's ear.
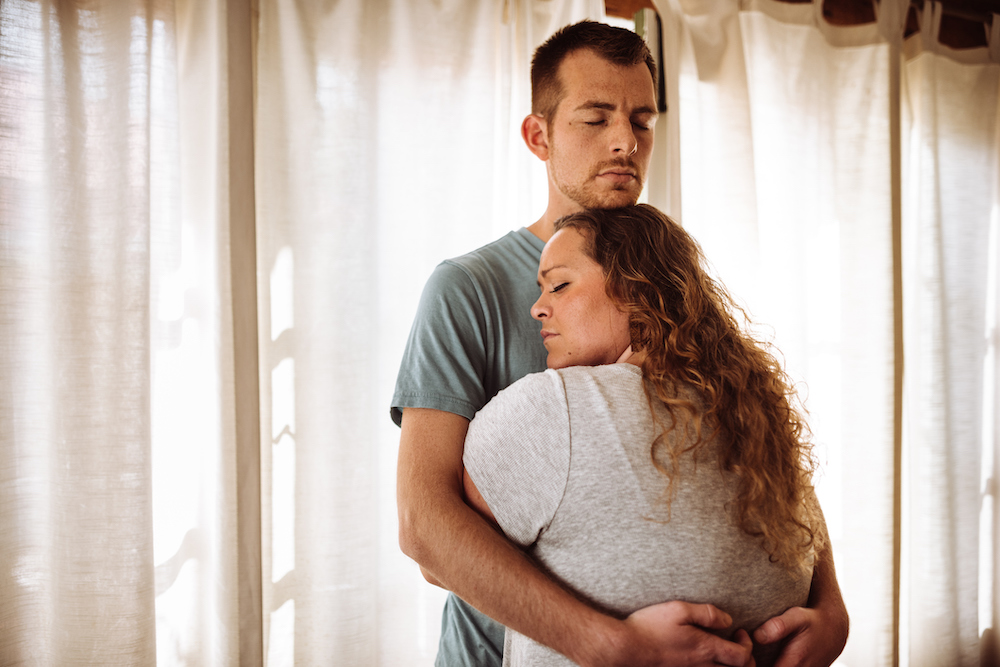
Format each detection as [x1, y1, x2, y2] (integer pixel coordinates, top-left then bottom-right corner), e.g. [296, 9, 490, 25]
[521, 114, 550, 161]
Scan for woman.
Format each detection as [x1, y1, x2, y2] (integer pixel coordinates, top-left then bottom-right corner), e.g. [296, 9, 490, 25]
[462, 204, 827, 667]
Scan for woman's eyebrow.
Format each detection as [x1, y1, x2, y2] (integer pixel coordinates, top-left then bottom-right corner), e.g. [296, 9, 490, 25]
[539, 265, 568, 279]
[537, 265, 569, 287]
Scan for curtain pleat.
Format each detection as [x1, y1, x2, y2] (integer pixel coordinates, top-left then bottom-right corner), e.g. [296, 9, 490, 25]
[1, 0, 159, 663]
[152, 0, 251, 663]
[901, 39, 1000, 667]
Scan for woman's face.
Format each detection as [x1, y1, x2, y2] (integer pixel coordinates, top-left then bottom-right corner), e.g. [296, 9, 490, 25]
[531, 227, 630, 370]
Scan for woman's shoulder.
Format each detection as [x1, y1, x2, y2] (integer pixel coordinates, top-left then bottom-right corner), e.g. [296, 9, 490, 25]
[490, 364, 646, 415]
[553, 362, 643, 384]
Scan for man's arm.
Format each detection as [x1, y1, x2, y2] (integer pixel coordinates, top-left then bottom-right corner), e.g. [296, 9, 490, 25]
[753, 543, 849, 667]
[397, 407, 753, 667]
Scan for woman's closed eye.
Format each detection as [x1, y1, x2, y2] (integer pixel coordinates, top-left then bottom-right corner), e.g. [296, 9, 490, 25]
[551, 282, 569, 293]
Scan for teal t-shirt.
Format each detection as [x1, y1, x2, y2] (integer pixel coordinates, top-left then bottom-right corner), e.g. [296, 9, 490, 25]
[391, 227, 547, 423]
[391, 227, 548, 667]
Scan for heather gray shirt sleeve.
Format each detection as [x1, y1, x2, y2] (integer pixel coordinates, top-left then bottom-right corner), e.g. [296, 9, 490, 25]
[463, 370, 570, 547]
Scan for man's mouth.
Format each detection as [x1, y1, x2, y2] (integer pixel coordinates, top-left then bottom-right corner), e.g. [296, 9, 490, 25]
[596, 160, 638, 185]
[597, 170, 636, 185]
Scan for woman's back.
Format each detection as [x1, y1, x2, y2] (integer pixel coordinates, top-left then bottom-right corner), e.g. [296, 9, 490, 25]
[464, 363, 815, 667]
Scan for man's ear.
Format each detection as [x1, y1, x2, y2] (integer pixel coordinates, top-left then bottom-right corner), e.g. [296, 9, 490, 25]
[521, 114, 550, 161]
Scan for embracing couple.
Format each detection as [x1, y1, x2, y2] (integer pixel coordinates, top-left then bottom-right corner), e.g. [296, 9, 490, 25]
[392, 20, 849, 667]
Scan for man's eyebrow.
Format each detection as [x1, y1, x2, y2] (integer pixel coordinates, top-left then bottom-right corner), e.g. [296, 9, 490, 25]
[574, 101, 658, 116]
[575, 101, 616, 112]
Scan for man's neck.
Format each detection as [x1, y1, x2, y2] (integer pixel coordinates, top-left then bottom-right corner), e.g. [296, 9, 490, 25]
[527, 200, 584, 243]
[526, 218, 554, 243]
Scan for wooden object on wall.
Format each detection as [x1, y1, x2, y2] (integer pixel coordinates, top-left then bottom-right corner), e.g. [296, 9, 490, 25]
[604, 0, 996, 49]
[606, 0, 656, 19]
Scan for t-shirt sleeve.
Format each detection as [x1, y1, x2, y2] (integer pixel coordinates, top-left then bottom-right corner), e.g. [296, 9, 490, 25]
[805, 486, 831, 546]
[463, 370, 571, 547]
[390, 261, 489, 425]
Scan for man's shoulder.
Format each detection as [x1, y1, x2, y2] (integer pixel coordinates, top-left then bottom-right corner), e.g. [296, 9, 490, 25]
[443, 228, 543, 274]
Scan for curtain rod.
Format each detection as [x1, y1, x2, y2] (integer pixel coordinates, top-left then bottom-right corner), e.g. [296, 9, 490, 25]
[909, 0, 997, 23]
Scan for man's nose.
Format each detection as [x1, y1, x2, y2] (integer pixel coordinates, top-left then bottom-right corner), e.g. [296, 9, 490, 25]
[610, 116, 637, 156]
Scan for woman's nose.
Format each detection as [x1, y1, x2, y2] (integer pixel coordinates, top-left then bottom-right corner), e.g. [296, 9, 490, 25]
[531, 294, 549, 320]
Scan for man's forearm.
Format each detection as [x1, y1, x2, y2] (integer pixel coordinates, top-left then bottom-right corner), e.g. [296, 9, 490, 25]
[397, 408, 620, 666]
[809, 543, 849, 638]
[423, 494, 622, 661]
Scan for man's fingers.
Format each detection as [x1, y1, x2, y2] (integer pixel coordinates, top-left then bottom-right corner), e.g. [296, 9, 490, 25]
[755, 606, 810, 644]
[682, 605, 748, 667]
[734, 629, 757, 667]
[704, 631, 753, 667]
[684, 602, 733, 630]
[754, 617, 785, 644]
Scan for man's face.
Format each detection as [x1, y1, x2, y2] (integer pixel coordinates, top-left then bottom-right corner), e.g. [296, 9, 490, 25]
[545, 49, 658, 211]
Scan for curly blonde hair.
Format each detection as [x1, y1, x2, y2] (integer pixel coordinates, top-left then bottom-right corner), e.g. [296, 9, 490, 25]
[554, 204, 824, 573]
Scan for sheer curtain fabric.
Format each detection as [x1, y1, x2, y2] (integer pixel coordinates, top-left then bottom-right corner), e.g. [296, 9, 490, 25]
[1, 1, 164, 663]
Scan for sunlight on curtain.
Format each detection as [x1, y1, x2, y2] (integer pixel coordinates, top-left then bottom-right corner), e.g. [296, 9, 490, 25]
[2, 0, 250, 664]
[900, 11, 1000, 664]
[736, 8, 898, 664]
[151, 0, 246, 663]
[0, 0, 165, 663]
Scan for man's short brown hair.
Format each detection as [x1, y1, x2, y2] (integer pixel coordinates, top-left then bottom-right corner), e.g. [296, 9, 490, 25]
[531, 20, 657, 122]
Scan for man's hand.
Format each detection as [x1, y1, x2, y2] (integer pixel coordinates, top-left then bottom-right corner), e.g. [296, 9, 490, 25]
[584, 602, 754, 667]
[754, 606, 840, 667]
[753, 544, 849, 667]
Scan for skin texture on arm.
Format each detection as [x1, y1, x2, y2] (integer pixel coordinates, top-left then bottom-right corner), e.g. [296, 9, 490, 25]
[754, 544, 849, 667]
[396, 407, 754, 667]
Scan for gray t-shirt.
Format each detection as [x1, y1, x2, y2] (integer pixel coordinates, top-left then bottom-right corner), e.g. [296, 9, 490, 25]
[464, 363, 815, 667]
[391, 227, 547, 667]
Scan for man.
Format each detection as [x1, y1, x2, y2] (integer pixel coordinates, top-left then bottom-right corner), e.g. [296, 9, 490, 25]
[393, 20, 848, 667]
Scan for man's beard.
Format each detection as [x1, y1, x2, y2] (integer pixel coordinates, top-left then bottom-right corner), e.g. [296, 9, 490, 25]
[551, 154, 644, 210]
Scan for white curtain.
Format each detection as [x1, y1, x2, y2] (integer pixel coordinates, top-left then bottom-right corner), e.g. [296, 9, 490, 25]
[153, 0, 248, 663]
[652, 0, 1000, 664]
[1, 0, 252, 664]
[0, 0, 164, 662]
[900, 7, 1000, 665]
